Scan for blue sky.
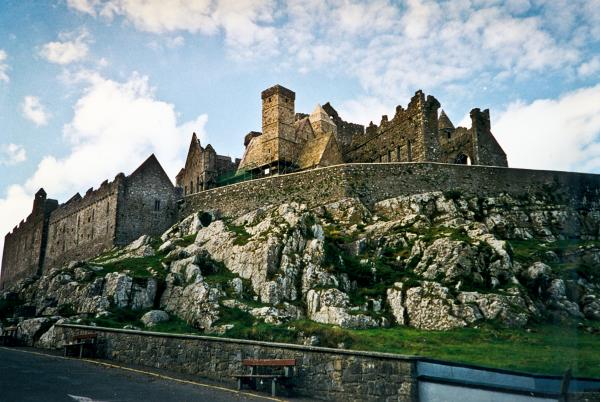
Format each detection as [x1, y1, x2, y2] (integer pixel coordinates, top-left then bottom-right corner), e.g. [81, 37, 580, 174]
[1, 0, 600, 262]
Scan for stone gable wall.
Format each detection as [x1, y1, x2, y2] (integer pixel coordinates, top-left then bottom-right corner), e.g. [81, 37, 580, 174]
[115, 161, 179, 246]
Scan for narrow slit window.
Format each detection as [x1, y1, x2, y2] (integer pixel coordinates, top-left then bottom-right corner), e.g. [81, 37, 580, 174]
[154, 199, 161, 211]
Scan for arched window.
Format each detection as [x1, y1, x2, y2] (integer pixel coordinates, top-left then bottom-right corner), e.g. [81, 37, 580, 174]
[454, 153, 472, 165]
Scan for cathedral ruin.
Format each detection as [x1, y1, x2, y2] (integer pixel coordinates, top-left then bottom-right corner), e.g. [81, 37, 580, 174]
[178, 84, 507, 194]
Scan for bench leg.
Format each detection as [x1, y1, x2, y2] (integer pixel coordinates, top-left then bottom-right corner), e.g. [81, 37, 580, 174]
[237, 378, 242, 391]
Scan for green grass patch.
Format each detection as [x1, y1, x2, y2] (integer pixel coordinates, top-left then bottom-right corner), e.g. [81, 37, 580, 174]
[150, 316, 199, 334]
[94, 254, 167, 280]
[224, 220, 252, 246]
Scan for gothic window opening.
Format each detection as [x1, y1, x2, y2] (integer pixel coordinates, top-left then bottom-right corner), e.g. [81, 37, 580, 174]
[454, 153, 472, 165]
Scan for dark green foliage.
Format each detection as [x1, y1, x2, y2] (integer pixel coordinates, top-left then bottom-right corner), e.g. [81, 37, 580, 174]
[150, 317, 198, 334]
[443, 190, 462, 200]
[215, 169, 254, 187]
[94, 307, 143, 328]
[57, 303, 77, 317]
[0, 297, 23, 320]
[199, 212, 212, 227]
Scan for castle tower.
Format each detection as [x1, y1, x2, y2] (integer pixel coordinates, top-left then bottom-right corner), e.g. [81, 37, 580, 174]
[309, 104, 337, 136]
[260, 84, 297, 168]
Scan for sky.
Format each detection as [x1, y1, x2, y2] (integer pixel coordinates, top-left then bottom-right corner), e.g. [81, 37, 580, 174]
[0, 0, 600, 265]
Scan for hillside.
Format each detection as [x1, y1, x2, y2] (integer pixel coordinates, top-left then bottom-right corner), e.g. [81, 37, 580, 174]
[2, 190, 600, 375]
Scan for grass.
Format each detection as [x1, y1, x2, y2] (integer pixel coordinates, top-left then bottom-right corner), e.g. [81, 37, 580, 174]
[224, 220, 252, 246]
[216, 318, 600, 378]
[93, 254, 167, 280]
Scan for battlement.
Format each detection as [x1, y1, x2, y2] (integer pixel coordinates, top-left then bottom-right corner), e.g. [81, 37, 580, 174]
[48, 174, 124, 224]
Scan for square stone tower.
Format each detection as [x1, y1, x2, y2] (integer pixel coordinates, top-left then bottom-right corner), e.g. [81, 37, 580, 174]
[261, 84, 297, 167]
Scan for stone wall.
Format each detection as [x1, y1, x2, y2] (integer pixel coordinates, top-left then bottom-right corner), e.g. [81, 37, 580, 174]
[55, 323, 418, 401]
[182, 162, 600, 227]
[345, 91, 438, 164]
[44, 177, 122, 271]
[115, 155, 179, 246]
[0, 191, 57, 288]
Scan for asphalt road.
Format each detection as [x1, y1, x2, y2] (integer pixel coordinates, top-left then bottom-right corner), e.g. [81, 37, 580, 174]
[0, 347, 277, 402]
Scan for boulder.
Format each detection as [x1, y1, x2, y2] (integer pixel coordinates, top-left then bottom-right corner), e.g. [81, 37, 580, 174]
[17, 317, 54, 346]
[103, 273, 132, 308]
[37, 319, 69, 349]
[141, 310, 169, 327]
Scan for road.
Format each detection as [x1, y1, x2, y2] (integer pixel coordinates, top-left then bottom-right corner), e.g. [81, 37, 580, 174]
[0, 347, 278, 402]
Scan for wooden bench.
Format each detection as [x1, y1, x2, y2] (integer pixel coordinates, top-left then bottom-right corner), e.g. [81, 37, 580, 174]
[234, 359, 296, 397]
[63, 333, 98, 358]
[0, 326, 18, 346]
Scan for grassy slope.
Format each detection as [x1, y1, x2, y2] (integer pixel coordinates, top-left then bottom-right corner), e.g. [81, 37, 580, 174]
[61, 237, 600, 378]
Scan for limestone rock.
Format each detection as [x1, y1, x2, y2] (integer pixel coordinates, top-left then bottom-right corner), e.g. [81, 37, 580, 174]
[103, 272, 132, 308]
[386, 283, 405, 325]
[17, 317, 54, 346]
[306, 288, 380, 329]
[141, 310, 169, 327]
[416, 238, 477, 283]
[37, 318, 69, 349]
[404, 282, 479, 330]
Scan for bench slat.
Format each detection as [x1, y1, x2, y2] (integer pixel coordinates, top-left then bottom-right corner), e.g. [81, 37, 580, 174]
[242, 359, 295, 366]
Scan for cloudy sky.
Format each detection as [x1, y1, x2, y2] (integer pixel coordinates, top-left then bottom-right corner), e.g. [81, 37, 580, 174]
[1, 0, 600, 263]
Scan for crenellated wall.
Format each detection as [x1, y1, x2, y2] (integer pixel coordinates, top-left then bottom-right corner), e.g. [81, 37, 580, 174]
[1, 154, 180, 286]
[44, 176, 123, 271]
[0, 190, 57, 288]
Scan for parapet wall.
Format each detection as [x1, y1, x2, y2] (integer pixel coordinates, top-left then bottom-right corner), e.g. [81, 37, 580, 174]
[56, 324, 417, 401]
[182, 162, 600, 219]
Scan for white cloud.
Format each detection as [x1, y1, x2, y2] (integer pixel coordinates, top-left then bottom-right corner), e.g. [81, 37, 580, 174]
[0, 72, 207, 265]
[39, 30, 90, 65]
[578, 56, 600, 77]
[493, 84, 600, 172]
[0, 144, 26, 166]
[65, 1, 596, 95]
[338, 97, 393, 127]
[0, 49, 9, 82]
[67, 0, 278, 58]
[21, 96, 51, 126]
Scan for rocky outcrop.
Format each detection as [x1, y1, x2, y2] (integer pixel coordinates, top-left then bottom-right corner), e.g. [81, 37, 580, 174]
[2, 190, 600, 343]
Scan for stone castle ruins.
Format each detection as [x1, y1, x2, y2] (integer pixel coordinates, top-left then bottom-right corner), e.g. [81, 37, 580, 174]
[1, 84, 508, 288]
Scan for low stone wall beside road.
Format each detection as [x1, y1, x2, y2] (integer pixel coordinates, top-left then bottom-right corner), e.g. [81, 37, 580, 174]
[54, 324, 418, 401]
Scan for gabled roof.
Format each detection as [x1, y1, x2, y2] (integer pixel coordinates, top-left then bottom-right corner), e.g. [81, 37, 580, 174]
[438, 110, 455, 131]
[309, 104, 335, 126]
[128, 154, 174, 188]
[297, 133, 340, 169]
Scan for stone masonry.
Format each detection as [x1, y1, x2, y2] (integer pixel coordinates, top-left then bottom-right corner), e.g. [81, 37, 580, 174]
[230, 85, 507, 181]
[1, 154, 179, 288]
[54, 324, 418, 401]
[176, 132, 239, 194]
